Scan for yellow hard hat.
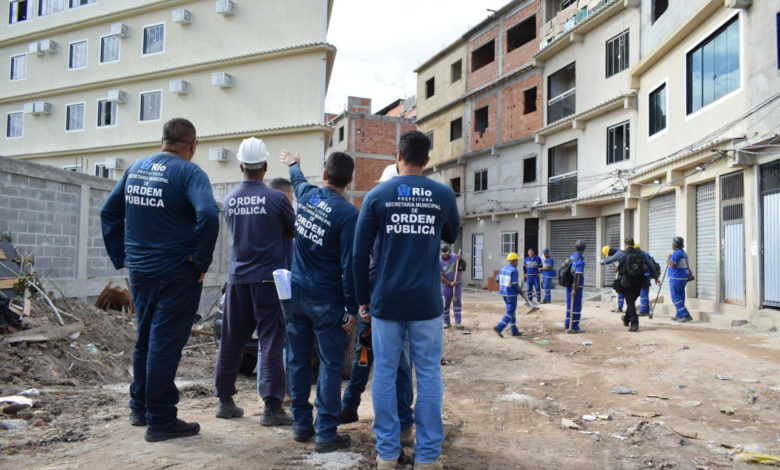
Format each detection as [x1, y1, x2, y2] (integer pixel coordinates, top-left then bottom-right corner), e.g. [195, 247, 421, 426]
[601, 245, 610, 257]
[634, 243, 640, 249]
[507, 252, 519, 261]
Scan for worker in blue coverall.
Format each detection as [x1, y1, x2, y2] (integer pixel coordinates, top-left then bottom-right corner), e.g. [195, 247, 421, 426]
[541, 248, 555, 303]
[280, 149, 359, 453]
[634, 243, 660, 316]
[668, 236, 693, 322]
[523, 249, 542, 302]
[213, 138, 295, 425]
[565, 240, 586, 333]
[494, 253, 523, 338]
[101, 118, 219, 442]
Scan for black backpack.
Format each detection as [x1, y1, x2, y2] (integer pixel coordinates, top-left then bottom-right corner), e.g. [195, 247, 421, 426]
[557, 256, 575, 287]
[648, 255, 661, 279]
[620, 250, 645, 287]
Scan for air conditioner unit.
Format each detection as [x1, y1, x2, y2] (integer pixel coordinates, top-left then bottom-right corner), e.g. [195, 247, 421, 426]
[32, 101, 52, 114]
[23, 103, 34, 114]
[211, 72, 232, 88]
[216, 0, 236, 16]
[107, 89, 128, 103]
[39, 39, 57, 54]
[209, 147, 230, 162]
[172, 8, 192, 24]
[28, 42, 43, 55]
[104, 157, 125, 170]
[110, 23, 129, 38]
[169, 79, 190, 95]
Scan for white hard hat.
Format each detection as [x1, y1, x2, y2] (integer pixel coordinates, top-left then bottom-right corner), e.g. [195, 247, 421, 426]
[237, 137, 269, 166]
[378, 163, 398, 182]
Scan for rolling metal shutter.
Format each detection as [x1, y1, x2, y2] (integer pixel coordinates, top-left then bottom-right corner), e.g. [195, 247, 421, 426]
[721, 172, 745, 305]
[762, 160, 780, 307]
[648, 193, 675, 294]
[603, 214, 622, 287]
[695, 182, 717, 300]
[550, 218, 597, 287]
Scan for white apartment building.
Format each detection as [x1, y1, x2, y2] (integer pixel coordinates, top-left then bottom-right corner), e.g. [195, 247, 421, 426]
[1, 0, 335, 188]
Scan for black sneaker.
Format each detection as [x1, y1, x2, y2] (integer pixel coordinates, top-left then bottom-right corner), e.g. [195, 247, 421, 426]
[216, 396, 244, 419]
[144, 419, 200, 442]
[130, 410, 146, 426]
[628, 324, 639, 332]
[511, 331, 523, 337]
[638, 312, 649, 317]
[493, 326, 503, 338]
[293, 426, 315, 443]
[338, 407, 359, 424]
[621, 315, 629, 327]
[261, 403, 293, 426]
[682, 314, 693, 323]
[314, 434, 351, 453]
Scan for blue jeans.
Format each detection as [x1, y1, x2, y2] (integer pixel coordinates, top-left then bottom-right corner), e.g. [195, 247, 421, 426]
[670, 278, 690, 318]
[258, 338, 291, 396]
[496, 296, 519, 334]
[128, 262, 202, 430]
[283, 295, 345, 443]
[372, 316, 443, 464]
[341, 316, 414, 429]
[542, 276, 553, 302]
[526, 275, 540, 301]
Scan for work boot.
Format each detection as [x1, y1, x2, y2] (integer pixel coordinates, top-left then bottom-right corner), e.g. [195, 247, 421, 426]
[493, 326, 503, 338]
[400, 426, 414, 447]
[377, 455, 399, 470]
[611, 307, 623, 313]
[511, 331, 523, 337]
[621, 315, 629, 327]
[414, 458, 443, 470]
[216, 396, 243, 419]
[455, 322, 464, 330]
[129, 410, 146, 426]
[144, 419, 200, 442]
[293, 426, 315, 442]
[682, 314, 693, 323]
[628, 324, 639, 332]
[338, 407, 358, 424]
[566, 329, 586, 334]
[314, 434, 351, 453]
[443, 323, 451, 329]
[261, 402, 292, 426]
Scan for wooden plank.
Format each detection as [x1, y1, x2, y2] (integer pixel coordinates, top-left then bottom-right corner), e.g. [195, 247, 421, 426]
[0, 249, 6, 260]
[3, 321, 84, 344]
[0, 278, 17, 289]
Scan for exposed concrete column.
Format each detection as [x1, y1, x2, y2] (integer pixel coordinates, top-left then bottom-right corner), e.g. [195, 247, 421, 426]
[743, 165, 761, 312]
[77, 184, 90, 280]
[635, 198, 649, 250]
[595, 216, 603, 287]
[679, 184, 695, 298]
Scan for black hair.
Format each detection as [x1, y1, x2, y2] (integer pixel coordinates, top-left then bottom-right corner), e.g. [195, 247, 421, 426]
[269, 177, 292, 191]
[243, 162, 267, 178]
[624, 237, 635, 247]
[162, 118, 196, 145]
[398, 130, 430, 167]
[324, 152, 354, 188]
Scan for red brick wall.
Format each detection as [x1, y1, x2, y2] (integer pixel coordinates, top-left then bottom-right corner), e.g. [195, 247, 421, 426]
[348, 96, 372, 114]
[500, 74, 544, 142]
[353, 156, 391, 192]
[468, 26, 499, 92]
[471, 93, 499, 151]
[352, 118, 398, 155]
[502, 1, 540, 74]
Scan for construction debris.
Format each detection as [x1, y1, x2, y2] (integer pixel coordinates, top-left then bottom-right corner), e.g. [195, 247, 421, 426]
[95, 281, 134, 314]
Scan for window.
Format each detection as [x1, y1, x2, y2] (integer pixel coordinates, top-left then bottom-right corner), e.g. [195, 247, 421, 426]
[425, 77, 435, 98]
[97, 99, 116, 127]
[450, 177, 461, 197]
[560, 0, 575, 8]
[523, 156, 536, 183]
[606, 30, 629, 77]
[10, 54, 26, 80]
[425, 131, 433, 150]
[338, 126, 344, 141]
[6, 112, 23, 138]
[651, 0, 668, 23]
[143, 23, 165, 55]
[547, 63, 576, 124]
[94, 163, 114, 179]
[66, 103, 84, 131]
[607, 121, 630, 164]
[471, 40, 495, 71]
[63, 165, 82, 172]
[450, 117, 462, 141]
[100, 35, 119, 63]
[649, 83, 666, 136]
[451, 60, 462, 82]
[9, 0, 31, 24]
[523, 87, 537, 114]
[140, 91, 161, 121]
[38, 0, 65, 16]
[70, 0, 96, 7]
[507, 15, 536, 52]
[501, 232, 518, 254]
[474, 169, 488, 192]
[687, 15, 740, 114]
[474, 106, 488, 136]
[69, 40, 87, 69]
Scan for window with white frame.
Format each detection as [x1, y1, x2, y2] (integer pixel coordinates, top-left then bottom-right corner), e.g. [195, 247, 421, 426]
[649, 84, 666, 136]
[94, 163, 114, 179]
[140, 91, 161, 121]
[9, 0, 31, 24]
[607, 121, 630, 164]
[100, 35, 119, 63]
[686, 15, 740, 114]
[69, 40, 87, 69]
[69, 0, 96, 7]
[97, 99, 116, 127]
[6, 112, 23, 138]
[10, 53, 26, 80]
[474, 169, 488, 192]
[142, 24, 165, 55]
[66, 103, 85, 131]
[606, 30, 629, 78]
[501, 232, 518, 254]
[38, 0, 65, 16]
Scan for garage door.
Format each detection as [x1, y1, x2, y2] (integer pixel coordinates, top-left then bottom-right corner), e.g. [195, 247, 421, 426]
[696, 182, 717, 300]
[603, 214, 622, 287]
[762, 160, 780, 307]
[550, 218, 597, 287]
[648, 193, 675, 294]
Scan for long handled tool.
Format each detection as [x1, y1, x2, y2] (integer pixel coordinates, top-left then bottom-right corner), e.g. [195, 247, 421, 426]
[452, 249, 462, 298]
[650, 265, 668, 319]
[566, 277, 577, 333]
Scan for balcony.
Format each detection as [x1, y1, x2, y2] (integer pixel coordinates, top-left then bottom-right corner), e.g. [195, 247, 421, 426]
[548, 171, 577, 202]
[547, 88, 576, 124]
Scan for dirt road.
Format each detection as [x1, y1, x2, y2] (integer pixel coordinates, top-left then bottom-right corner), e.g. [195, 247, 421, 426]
[2, 291, 779, 469]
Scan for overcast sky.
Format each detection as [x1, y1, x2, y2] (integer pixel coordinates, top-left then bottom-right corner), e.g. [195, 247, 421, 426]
[324, 1, 500, 114]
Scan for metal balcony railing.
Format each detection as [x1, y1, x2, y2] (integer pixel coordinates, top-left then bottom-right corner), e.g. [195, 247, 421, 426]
[547, 88, 576, 124]
[547, 172, 577, 202]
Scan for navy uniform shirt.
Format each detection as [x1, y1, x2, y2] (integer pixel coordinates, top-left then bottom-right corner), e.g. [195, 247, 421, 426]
[101, 153, 220, 275]
[223, 181, 294, 284]
[288, 164, 358, 315]
[353, 175, 459, 321]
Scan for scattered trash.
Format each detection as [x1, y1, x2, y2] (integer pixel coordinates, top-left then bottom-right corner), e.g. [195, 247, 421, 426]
[582, 341, 593, 346]
[83, 343, 98, 356]
[610, 433, 628, 441]
[583, 415, 597, 422]
[734, 337, 742, 341]
[738, 378, 759, 383]
[715, 374, 734, 381]
[730, 444, 780, 465]
[19, 388, 39, 396]
[536, 340, 550, 346]
[458, 330, 471, 335]
[561, 418, 581, 430]
[744, 389, 758, 405]
[611, 386, 636, 395]
[672, 426, 699, 439]
[681, 401, 702, 407]
[0, 395, 33, 415]
[720, 405, 736, 415]
[534, 409, 551, 418]
[498, 393, 535, 404]
[630, 411, 661, 418]
[68, 331, 80, 339]
[681, 345, 690, 350]
[3, 321, 84, 344]
[646, 394, 669, 400]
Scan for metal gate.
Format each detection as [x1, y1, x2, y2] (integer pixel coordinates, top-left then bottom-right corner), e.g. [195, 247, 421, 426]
[550, 218, 597, 287]
[696, 182, 717, 300]
[761, 161, 780, 307]
[603, 214, 622, 287]
[721, 171, 745, 305]
[472, 233, 484, 280]
[648, 193, 676, 294]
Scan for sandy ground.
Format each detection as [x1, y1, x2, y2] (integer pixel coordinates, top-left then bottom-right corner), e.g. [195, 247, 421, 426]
[2, 291, 779, 469]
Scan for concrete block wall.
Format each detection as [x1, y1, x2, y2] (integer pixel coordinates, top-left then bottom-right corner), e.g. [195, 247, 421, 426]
[87, 187, 116, 278]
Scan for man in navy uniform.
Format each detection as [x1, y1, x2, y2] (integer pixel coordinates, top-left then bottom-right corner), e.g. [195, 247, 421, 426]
[523, 249, 542, 303]
[213, 138, 295, 425]
[668, 236, 693, 322]
[101, 118, 219, 442]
